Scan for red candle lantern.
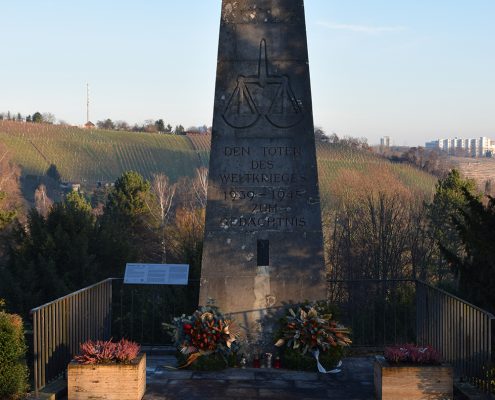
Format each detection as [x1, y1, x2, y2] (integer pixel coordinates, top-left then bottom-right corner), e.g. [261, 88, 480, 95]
[253, 354, 261, 368]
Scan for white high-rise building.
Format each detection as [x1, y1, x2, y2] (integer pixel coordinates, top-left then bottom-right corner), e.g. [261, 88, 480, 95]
[425, 136, 495, 157]
[380, 136, 391, 148]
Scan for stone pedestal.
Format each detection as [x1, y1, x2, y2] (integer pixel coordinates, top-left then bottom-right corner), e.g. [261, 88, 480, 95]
[200, 0, 326, 345]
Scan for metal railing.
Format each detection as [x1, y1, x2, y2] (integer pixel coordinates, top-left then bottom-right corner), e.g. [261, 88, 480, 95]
[416, 280, 495, 393]
[30, 277, 494, 395]
[329, 279, 494, 394]
[111, 278, 200, 345]
[328, 279, 417, 347]
[30, 278, 113, 394]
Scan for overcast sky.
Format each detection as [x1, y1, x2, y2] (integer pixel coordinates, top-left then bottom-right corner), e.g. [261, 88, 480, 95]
[1, 0, 494, 146]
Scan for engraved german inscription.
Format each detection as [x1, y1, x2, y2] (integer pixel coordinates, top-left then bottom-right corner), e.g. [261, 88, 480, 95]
[217, 143, 308, 231]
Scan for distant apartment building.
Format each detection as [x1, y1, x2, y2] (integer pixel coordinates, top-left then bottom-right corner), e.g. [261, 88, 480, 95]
[425, 136, 495, 157]
[380, 136, 391, 148]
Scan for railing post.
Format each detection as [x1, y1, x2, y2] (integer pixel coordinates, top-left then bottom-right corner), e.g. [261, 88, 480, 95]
[32, 310, 38, 398]
[415, 280, 420, 345]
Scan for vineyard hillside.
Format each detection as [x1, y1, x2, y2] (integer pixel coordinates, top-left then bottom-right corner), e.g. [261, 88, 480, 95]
[0, 121, 438, 201]
[449, 156, 495, 189]
[0, 121, 205, 184]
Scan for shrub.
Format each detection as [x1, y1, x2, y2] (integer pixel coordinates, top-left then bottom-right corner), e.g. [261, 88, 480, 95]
[0, 310, 29, 400]
[74, 338, 140, 365]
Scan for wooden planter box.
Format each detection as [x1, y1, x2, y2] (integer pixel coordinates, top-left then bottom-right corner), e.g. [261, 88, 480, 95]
[374, 356, 453, 400]
[68, 353, 146, 400]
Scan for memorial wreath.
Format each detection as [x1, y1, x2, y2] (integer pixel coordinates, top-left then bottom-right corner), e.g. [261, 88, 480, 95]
[165, 303, 241, 370]
[274, 301, 352, 372]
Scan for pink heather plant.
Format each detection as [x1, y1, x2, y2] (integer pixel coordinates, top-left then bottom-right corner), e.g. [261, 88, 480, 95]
[385, 344, 442, 365]
[114, 338, 140, 363]
[75, 339, 140, 365]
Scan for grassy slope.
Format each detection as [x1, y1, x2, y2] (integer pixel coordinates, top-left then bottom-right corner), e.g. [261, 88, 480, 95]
[0, 121, 437, 198]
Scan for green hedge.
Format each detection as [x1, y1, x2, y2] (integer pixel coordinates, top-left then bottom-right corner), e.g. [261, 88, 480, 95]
[0, 310, 29, 399]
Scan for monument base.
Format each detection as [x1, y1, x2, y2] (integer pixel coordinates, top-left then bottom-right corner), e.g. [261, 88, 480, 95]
[199, 231, 327, 350]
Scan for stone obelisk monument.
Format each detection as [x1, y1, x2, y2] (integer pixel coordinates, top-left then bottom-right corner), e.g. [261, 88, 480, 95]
[200, 0, 326, 340]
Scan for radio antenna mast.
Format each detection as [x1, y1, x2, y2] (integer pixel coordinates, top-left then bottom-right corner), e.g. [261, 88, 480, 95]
[86, 83, 90, 123]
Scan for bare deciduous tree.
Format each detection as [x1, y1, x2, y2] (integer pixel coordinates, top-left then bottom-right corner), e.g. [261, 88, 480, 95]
[0, 146, 20, 193]
[325, 166, 439, 284]
[0, 144, 22, 230]
[151, 174, 176, 224]
[34, 184, 53, 218]
[192, 167, 208, 209]
[148, 173, 176, 262]
[167, 207, 205, 278]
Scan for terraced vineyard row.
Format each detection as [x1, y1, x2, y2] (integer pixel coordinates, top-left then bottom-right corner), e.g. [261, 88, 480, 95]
[0, 121, 201, 183]
[315, 145, 437, 203]
[449, 156, 495, 189]
[186, 134, 211, 168]
[0, 121, 438, 199]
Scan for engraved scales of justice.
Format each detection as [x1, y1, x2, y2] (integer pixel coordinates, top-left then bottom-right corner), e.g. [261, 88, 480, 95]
[222, 39, 304, 130]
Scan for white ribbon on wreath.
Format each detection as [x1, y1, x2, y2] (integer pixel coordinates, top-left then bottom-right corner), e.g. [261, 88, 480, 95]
[312, 349, 343, 374]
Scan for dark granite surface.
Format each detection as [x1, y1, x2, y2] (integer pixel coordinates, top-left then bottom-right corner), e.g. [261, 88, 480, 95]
[144, 355, 375, 400]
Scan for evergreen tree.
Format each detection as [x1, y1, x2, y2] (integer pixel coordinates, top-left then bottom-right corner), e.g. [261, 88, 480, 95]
[0, 193, 16, 231]
[97, 119, 115, 130]
[1, 211, 66, 317]
[443, 192, 495, 313]
[46, 163, 62, 183]
[32, 112, 43, 123]
[427, 169, 479, 284]
[174, 125, 185, 135]
[154, 119, 165, 132]
[0, 192, 97, 317]
[46, 191, 97, 287]
[95, 172, 160, 278]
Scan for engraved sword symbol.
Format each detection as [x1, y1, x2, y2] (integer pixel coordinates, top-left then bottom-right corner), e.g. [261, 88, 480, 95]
[223, 39, 304, 129]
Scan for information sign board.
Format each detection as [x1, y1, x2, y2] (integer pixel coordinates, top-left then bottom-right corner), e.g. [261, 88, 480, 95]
[124, 263, 189, 285]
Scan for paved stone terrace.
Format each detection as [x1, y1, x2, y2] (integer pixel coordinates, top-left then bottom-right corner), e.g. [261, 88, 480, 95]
[144, 355, 375, 400]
